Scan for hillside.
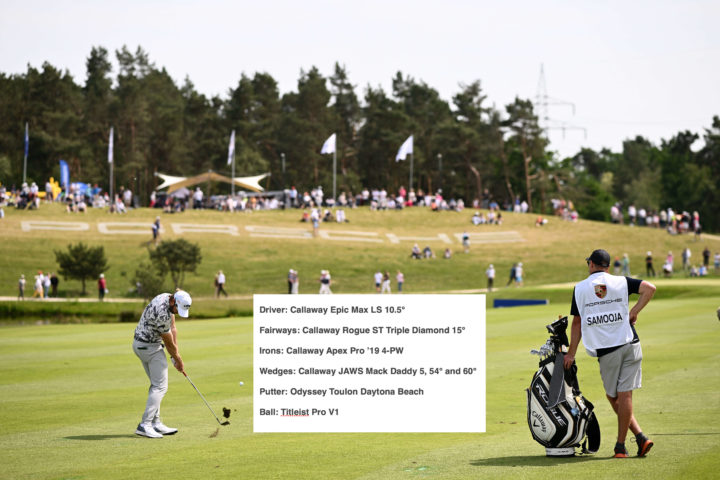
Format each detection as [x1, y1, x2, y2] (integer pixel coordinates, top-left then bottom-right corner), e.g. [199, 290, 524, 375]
[1, 204, 718, 319]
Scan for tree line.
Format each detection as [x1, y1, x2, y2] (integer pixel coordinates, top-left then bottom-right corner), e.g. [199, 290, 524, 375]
[0, 45, 718, 231]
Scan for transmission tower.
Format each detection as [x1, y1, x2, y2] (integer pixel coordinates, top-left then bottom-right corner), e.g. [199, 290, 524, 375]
[534, 63, 587, 139]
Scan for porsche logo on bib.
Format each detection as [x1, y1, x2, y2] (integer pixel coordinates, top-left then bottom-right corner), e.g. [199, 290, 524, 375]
[594, 284, 607, 299]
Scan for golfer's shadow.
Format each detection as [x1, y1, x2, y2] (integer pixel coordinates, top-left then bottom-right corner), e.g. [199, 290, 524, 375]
[65, 434, 138, 440]
[471, 455, 605, 467]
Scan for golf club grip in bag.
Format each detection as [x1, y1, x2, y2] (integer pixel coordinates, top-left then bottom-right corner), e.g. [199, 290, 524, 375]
[526, 317, 601, 456]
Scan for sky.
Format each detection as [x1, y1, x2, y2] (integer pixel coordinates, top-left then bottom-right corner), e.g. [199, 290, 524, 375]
[1, 0, 718, 158]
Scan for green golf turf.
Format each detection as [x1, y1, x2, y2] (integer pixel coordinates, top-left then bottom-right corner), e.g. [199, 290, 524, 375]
[1, 296, 718, 479]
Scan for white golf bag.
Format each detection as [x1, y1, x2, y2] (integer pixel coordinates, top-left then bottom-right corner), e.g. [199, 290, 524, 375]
[526, 317, 600, 456]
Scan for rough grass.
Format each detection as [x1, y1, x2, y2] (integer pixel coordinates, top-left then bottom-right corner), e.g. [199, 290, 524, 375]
[0, 297, 719, 479]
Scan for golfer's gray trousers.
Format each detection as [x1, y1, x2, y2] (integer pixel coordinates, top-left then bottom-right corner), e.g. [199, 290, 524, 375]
[133, 340, 168, 425]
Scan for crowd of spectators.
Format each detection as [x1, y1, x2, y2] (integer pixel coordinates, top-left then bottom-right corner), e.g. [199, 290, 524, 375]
[610, 203, 703, 238]
[16, 270, 59, 300]
[0, 179, 713, 246]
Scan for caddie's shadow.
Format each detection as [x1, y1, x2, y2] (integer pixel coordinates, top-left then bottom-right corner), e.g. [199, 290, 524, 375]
[470, 455, 605, 467]
[65, 434, 138, 440]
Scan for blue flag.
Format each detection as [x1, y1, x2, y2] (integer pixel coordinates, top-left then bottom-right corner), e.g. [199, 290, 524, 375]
[59, 159, 69, 189]
[24, 123, 29, 158]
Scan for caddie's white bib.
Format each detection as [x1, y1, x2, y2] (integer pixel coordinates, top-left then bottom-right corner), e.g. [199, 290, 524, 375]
[574, 272, 633, 356]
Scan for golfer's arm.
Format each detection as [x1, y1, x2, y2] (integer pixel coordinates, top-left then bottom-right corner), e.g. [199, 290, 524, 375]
[162, 317, 180, 361]
[170, 315, 178, 346]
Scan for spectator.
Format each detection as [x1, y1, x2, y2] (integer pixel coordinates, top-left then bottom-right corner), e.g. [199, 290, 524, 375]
[152, 217, 161, 245]
[193, 187, 204, 209]
[410, 244, 422, 260]
[311, 208, 320, 237]
[423, 246, 434, 259]
[77, 196, 87, 213]
[486, 264, 495, 292]
[515, 262, 524, 287]
[682, 247, 691, 272]
[702, 246, 710, 268]
[215, 270, 228, 298]
[50, 272, 59, 297]
[123, 188, 133, 208]
[381, 271, 391, 294]
[645, 252, 655, 278]
[115, 196, 127, 213]
[662, 260, 673, 277]
[319, 270, 332, 294]
[374, 271, 383, 293]
[396, 271, 404, 293]
[18, 274, 25, 300]
[622, 253, 631, 276]
[613, 256, 621, 275]
[32, 271, 44, 299]
[628, 204, 637, 225]
[507, 264, 517, 287]
[288, 269, 299, 294]
[42, 273, 51, 298]
[45, 181, 53, 203]
[292, 269, 299, 294]
[462, 231, 470, 253]
[472, 211, 483, 225]
[714, 252, 720, 272]
[98, 274, 107, 301]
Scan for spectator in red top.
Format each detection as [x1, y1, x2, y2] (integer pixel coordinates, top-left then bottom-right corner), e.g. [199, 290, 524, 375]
[98, 274, 107, 302]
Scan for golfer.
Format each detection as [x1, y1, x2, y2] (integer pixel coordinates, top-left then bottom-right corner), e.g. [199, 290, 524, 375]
[564, 249, 655, 458]
[133, 290, 192, 438]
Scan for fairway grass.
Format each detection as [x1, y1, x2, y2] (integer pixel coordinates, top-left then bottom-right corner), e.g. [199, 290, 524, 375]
[1, 297, 719, 479]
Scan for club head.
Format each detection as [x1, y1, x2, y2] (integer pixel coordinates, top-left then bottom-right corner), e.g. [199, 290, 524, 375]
[220, 420, 230, 426]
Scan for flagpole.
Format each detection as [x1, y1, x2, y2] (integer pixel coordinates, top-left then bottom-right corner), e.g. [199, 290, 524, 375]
[109, 127, 114, 212]
[333, 147, 337, 203]
[23, 122, 28, 184]
[409, 151, 414, 193]
[230, 130, 236, 197]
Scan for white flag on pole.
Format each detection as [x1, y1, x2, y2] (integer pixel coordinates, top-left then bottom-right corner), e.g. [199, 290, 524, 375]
[395, 135, 413, 161]
[227, 130, 236, 165]
[320, 133, 336, 154]
[108, 127, 114, 163]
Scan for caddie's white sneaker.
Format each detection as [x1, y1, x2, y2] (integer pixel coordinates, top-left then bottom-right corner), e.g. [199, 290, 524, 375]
[152, 422, 178, 435]
[135, 423, 163, 438]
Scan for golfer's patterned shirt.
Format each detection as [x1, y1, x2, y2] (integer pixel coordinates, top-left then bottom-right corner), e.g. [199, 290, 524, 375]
[134, 293, 172, 343]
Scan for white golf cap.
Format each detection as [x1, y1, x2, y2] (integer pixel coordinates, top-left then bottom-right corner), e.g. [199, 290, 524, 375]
[174, 290, 192, 318]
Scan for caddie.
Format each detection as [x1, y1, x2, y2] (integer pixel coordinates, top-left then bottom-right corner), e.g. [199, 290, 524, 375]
[133, 290, 192, 438]
[564, 249, 655, 458]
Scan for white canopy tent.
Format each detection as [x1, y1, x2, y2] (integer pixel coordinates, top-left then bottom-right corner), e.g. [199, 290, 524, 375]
[155, 171, 268, 193]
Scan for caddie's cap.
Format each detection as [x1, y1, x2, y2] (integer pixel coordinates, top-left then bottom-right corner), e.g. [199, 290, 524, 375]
[173, 290, 192, 318]
[586, 249, 611, 267]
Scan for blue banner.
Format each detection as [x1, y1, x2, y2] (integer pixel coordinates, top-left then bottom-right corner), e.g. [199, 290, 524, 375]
[71, 182, 89, 196]
[59, 159, 69, 188]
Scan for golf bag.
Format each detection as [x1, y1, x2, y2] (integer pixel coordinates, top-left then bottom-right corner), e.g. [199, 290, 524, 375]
[526, 316, 601, 456]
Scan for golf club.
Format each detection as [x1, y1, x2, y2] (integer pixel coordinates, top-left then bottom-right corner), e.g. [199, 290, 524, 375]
[182, 371, 230, 426]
